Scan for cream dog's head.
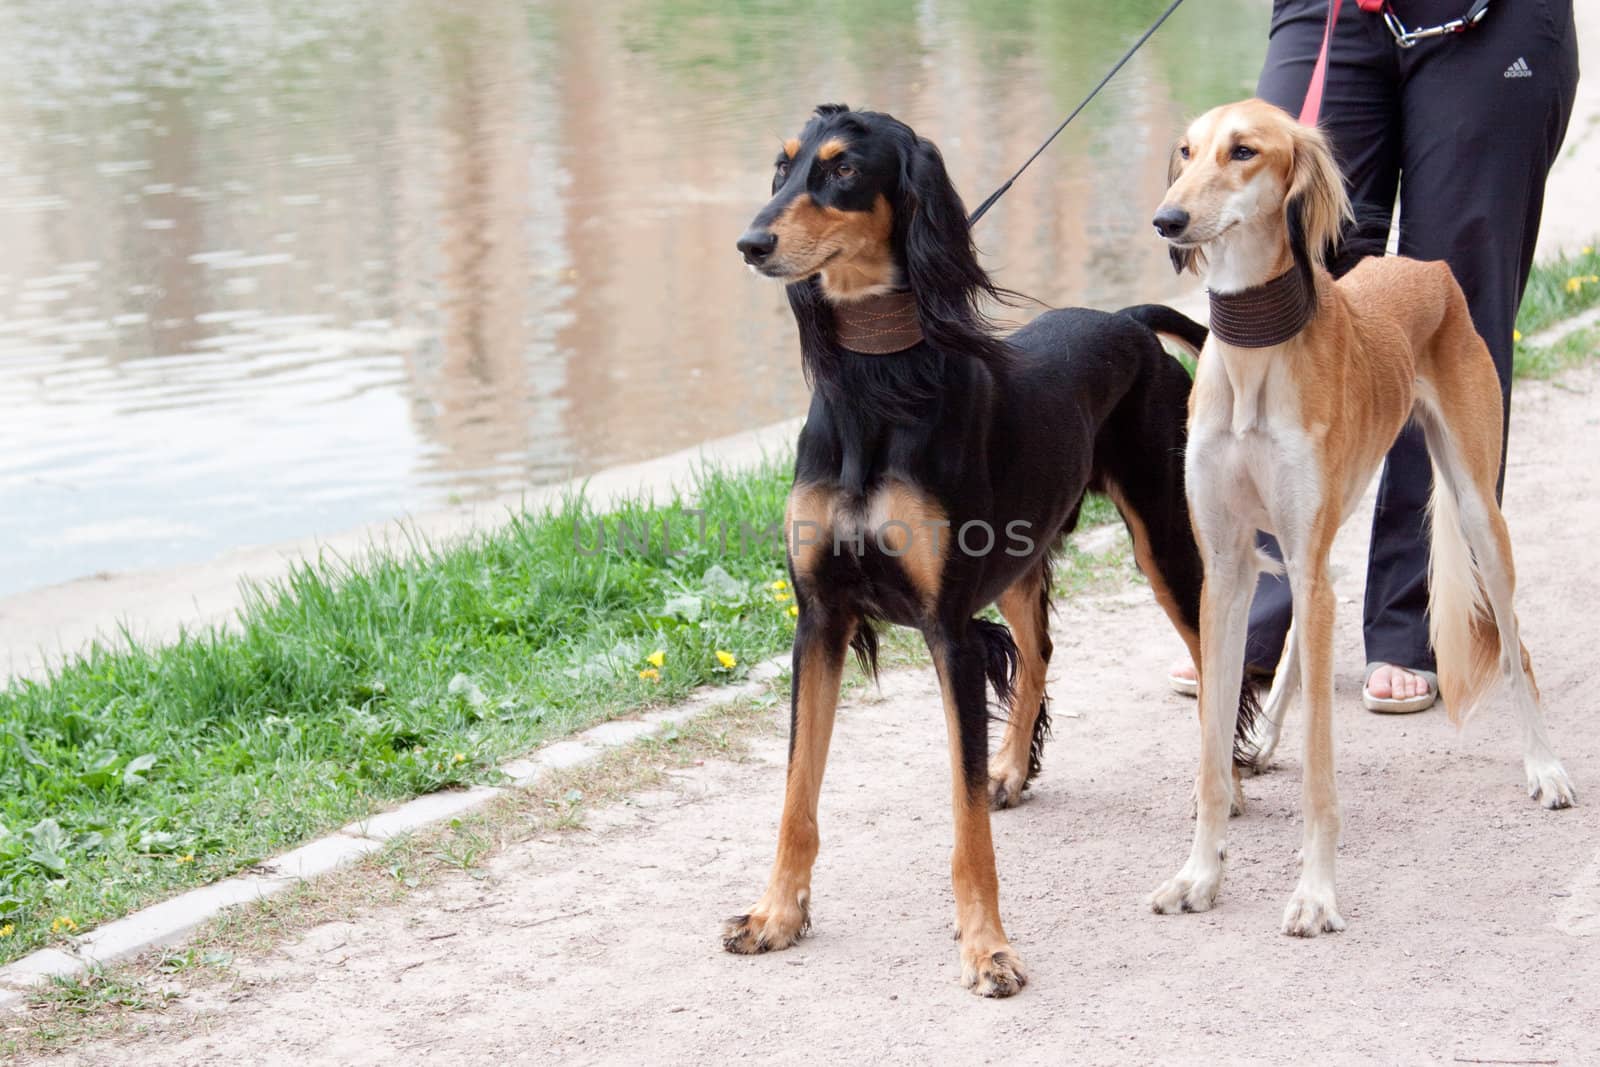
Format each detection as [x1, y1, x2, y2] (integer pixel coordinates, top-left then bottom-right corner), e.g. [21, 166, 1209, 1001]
[1154, 98, 1351, 287]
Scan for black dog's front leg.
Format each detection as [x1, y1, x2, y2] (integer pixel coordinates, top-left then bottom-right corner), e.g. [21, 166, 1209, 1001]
[930, 623, 1027, 997]
[722, 606, 853, 955]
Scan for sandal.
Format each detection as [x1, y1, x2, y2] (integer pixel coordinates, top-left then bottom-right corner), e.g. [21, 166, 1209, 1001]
[1362, 662, 1437, 714]
[1168, 658, 1198, 698]
[1168, 660, 1274, 698]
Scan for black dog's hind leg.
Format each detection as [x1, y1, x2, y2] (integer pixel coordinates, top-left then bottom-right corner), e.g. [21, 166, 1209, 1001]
[989, 560, 1055, 810]
[1093, 340, 1261, 811]
[1100, 472, 1259, 816]
[931, 621, 1027, 997]
[722, 607, 854, 955]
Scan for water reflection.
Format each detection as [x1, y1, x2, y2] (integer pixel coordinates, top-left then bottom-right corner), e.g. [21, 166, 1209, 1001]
[0, 0, 1265, 597]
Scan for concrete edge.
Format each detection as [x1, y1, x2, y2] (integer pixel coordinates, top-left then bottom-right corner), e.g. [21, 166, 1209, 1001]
[0, 655, 787, 1009]
[1526, 304, 1600, 348]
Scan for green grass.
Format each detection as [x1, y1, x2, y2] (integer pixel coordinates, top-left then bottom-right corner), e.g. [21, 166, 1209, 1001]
[1513, 245, 1600, 378]
[0, 442, 1124, 968]
[0, 460, 800, 964]
[1514, 324, 1600, 381]
[1515, 242, 1600, 337]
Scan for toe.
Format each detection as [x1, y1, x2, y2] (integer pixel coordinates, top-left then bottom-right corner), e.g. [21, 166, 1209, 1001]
[721, 914, 763, 954]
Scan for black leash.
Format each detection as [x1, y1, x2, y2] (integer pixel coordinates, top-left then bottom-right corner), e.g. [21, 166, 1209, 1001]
[967, 0, 1188, 226]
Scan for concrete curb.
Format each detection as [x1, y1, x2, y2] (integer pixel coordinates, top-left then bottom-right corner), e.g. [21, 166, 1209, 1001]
[0, 655, 787, 1012]
[1527, 305, 1600, 349]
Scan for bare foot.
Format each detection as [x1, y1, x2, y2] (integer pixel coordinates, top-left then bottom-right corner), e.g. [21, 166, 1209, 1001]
[1365, 664, 1430, 702]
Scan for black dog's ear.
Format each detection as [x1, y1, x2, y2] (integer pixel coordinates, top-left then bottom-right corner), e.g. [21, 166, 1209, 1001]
[1165, 143, 1198, 276]
[899, 136, 977, 296]
[893, 131, 1008, 363]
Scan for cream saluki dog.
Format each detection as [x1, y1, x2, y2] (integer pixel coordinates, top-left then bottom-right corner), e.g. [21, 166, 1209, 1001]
[1147, 99, 1574, 937]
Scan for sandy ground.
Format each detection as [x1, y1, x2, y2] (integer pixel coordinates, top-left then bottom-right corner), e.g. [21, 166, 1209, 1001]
[41, 360, 1600, 1065]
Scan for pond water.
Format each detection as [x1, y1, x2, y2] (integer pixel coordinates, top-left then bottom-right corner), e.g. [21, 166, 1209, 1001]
[0, 0, 1266, 598]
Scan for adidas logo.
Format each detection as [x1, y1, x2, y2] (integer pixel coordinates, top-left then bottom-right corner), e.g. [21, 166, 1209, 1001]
[1504, 57, 1533, 78]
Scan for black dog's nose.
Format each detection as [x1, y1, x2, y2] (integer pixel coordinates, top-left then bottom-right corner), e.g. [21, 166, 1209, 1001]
[737, 230, 777, 264]
[1152, 207, 1190, 240]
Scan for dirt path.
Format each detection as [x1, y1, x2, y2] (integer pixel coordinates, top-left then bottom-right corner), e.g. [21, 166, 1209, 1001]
[42, 361, 1600, 1065]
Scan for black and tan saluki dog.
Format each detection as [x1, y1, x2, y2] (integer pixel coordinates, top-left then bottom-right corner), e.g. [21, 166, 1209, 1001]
[724, 104, 1254, 997]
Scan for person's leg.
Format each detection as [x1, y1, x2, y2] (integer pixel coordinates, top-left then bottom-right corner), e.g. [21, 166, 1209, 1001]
[1364, 0, 1581, 678]
[1248, 0, 1401, 673]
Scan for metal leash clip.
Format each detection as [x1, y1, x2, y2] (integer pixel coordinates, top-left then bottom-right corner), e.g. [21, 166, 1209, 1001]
[1380, 0, 1491, 49]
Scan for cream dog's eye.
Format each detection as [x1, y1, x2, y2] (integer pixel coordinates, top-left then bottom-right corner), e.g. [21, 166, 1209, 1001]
[1231, 145, 1257, 161]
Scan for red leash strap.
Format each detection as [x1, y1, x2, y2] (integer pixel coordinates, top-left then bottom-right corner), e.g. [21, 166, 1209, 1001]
[1298, 0, 1342, 126]
[1300, 0, 1385, 126]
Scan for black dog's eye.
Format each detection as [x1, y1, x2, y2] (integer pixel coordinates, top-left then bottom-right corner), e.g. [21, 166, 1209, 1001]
[775, 160, 791, 178]
[834, 163, 855, 179]
[1177, 145, 1190, 160]
[1231, 145, 1256, 161]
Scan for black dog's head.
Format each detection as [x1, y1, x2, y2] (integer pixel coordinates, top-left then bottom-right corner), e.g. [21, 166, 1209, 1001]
[735, 105, 1007, 377]
[736, 104, 917, 301]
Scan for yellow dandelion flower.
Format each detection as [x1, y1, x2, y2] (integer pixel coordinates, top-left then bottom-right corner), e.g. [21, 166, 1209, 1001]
[715, 650, 737, 669]
[1566, 276, 1584, 294]
[770, 579, 787, 591]
[773, 590, 792, 602]
[646, 649, 666, 668]
[1588, 274, 1599, 284]
[176, 853, 195, 865]
[453, 752, 466, 764]
[1513, 329, 1523, 343]
[787, 604, 799, 618]
[1584, 246, 1595, 255]
[639, 667, 660, 682]
[0, 924, 14, 938]
[50, 916, 78, 934]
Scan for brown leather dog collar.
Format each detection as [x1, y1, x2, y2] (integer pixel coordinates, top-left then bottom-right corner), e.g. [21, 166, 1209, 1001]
[1208, 267, 1315, 348]
[834, 290, 923, 354]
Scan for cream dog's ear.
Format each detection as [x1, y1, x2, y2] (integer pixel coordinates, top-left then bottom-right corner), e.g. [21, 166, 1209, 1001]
[1284, 121, 1352, 276]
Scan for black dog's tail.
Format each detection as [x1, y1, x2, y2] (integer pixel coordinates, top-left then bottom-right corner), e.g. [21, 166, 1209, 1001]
[852, 616, 1031, 752]
[1118, 304, 1208, 360]
[1233, 678, 1266, 771]
[971, 618, 1021, 715]
[1097, 305, 1263, 769]
[1326, 205, 1391, 279]
[850, 622, 881, 683]
[849, 616, 1019, 710]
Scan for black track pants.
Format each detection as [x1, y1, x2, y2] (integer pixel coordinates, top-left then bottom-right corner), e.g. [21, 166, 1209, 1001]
[1243, 0, 1579, 675]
